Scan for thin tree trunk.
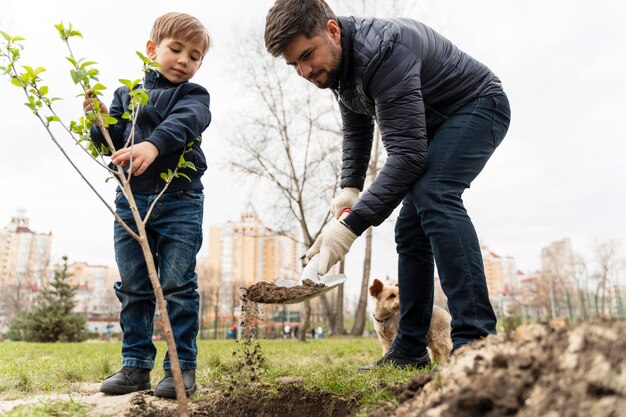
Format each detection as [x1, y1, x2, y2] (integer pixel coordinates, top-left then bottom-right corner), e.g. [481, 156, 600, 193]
[320, 293, 336, 334]
[351, 125, 380, 335]
[125, 184, 188, 416]
[333, 260, 347, 335]
[351, 226, 372, 335]
[299, 300, 311, 341]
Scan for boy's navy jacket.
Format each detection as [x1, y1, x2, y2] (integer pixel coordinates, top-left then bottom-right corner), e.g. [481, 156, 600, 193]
[334, 16, 503, 232]
[90, 70, 211, 195]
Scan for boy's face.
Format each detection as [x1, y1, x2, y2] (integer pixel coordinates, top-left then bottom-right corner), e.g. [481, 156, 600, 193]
[146, 37, 204, 83]
[282, 20, 342, 89]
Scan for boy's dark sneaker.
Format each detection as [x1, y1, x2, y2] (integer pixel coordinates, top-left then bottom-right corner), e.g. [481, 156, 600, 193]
[100, 366, 151, 395]
[357, 348, 431, 371]
[154, 369, 196, 399]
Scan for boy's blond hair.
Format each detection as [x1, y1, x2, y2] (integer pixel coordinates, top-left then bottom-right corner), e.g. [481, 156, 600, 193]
[150, 12, 211, 58]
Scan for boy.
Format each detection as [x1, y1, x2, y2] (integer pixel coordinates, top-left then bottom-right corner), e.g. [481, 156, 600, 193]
[83, 12, 211, 398]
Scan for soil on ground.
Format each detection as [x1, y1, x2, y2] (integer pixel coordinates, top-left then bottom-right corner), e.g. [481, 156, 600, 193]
[369, 317, 626, 417]
[243, 279, 326, 303]
[125, 385, 357, 417]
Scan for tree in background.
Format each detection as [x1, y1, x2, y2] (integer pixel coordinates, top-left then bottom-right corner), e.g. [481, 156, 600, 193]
[8, 256, 88, 342]
[227, 27, 343, 340]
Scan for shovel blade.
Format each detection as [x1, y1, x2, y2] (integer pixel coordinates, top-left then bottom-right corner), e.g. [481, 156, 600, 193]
[270, 274, 347, 305]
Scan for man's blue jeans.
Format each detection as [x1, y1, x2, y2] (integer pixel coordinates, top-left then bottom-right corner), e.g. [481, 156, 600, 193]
[113, 189, 203, 371]
[392, 93, 511, 356]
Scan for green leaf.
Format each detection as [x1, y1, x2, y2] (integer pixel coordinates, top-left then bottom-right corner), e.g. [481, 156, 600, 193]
[121, 112, 131, 120]
[46, 115, 61, 125]
[119, 79, 140, 90]
[101, 114, 118, 125]
[160, 172, 169, 182]
[10, 76, 22, 87]
[79, 61, 97, 69]
[135, 51, 150, 64]
[92, 83, 106, 91]
[70, 68, 87, 84]
[40, 85, 49, 96]
[134, 90, 149, 105]
[178, 172, 191, 182]
[65, 56, 78, 67]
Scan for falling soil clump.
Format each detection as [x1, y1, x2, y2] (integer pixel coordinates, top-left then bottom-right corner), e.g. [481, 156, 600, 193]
[222, 295, 266, 396]
[243, 279, 326, 303]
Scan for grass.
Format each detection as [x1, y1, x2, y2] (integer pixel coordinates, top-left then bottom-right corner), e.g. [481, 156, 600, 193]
[0, 337, 427, 414]
[4, 399, 91, 417]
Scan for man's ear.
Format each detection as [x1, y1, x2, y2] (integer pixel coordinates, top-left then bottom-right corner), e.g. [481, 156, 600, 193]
[369, 279, 384, 298]
[327, 19, 341, 45]
[146, 40, 156, 59]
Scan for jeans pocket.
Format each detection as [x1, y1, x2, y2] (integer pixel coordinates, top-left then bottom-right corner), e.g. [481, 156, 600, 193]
[178, 190, 204, 203]
[490, 94, 511, 148]
[115, 191, 129, 208]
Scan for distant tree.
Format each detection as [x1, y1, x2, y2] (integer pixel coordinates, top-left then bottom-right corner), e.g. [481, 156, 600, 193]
[8, 256, 88, 342]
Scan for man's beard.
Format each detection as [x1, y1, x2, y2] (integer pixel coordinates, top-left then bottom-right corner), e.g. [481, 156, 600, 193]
[310, 40, 342, 89]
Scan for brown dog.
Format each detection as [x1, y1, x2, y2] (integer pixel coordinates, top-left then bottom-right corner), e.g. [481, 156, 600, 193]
[369, 278, 452, 362]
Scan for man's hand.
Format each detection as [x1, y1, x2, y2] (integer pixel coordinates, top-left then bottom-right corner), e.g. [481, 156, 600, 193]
[305, 214, 357, 275]
[82, 89, 108, 126]
[330, 187, 360, 218]
[111, 142, 159, 176]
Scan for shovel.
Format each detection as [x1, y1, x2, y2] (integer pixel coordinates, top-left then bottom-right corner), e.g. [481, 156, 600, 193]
[271, 255, 347, 304]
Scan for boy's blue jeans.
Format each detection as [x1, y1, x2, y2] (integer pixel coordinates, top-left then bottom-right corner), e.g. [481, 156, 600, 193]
[113, 189, 203, 371]
[392, 93, 511, 357]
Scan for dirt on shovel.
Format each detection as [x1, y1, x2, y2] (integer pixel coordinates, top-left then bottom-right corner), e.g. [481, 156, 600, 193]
[242, 279, 326, 303]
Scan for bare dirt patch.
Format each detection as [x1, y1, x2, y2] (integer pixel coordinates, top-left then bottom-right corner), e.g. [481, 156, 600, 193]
[125, 385, 357, 417]
[369, 317, 626, 417]
[243, 279, 326, 303]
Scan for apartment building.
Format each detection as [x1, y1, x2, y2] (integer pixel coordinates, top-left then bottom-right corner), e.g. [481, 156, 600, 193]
[205, 206, 301, 314]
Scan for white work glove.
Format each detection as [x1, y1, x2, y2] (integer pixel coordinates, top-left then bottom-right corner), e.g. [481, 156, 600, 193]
[305, 213, 357, 275]
[330, 187, 360, 219]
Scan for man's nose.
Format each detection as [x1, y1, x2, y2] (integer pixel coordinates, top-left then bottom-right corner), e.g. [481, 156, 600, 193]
[297, 63, 312, 79]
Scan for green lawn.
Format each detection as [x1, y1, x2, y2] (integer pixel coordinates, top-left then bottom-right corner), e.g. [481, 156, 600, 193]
[0, 337, 424, 412]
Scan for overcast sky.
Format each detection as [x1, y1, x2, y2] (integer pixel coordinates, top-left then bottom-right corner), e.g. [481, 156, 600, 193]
[1, 0, 625, 300]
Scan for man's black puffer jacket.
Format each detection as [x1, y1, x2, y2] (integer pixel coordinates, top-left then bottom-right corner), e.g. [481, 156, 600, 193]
[334, 16, 502, 233]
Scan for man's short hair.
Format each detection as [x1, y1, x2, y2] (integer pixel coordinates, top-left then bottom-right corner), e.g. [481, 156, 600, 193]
[150, 12, 211, 58]
[264, 0, 336, 57]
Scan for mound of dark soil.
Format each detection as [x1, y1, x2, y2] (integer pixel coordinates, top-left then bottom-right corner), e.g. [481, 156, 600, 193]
[126, 385, 357, 417]
[243, 279, 326, 303]
[370, 317, 626, 417]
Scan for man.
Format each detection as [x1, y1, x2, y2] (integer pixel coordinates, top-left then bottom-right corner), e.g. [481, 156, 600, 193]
[265, 0, 510, 369]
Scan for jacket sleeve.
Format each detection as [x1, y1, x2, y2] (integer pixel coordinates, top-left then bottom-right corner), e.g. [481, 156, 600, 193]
[351, 40, 428, 227]
[89, 87, 129, 153]
[146, 84, 212, 156]
[339, 102, 374, 190]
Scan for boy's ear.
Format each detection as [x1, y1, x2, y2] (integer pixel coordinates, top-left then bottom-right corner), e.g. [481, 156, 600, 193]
[369, 279, 384, 298]
[146, 40, 156, 59]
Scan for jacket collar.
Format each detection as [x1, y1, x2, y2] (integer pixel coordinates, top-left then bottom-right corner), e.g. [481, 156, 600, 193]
[143, 69, 184, 89]
[333, 16, 354, 92]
